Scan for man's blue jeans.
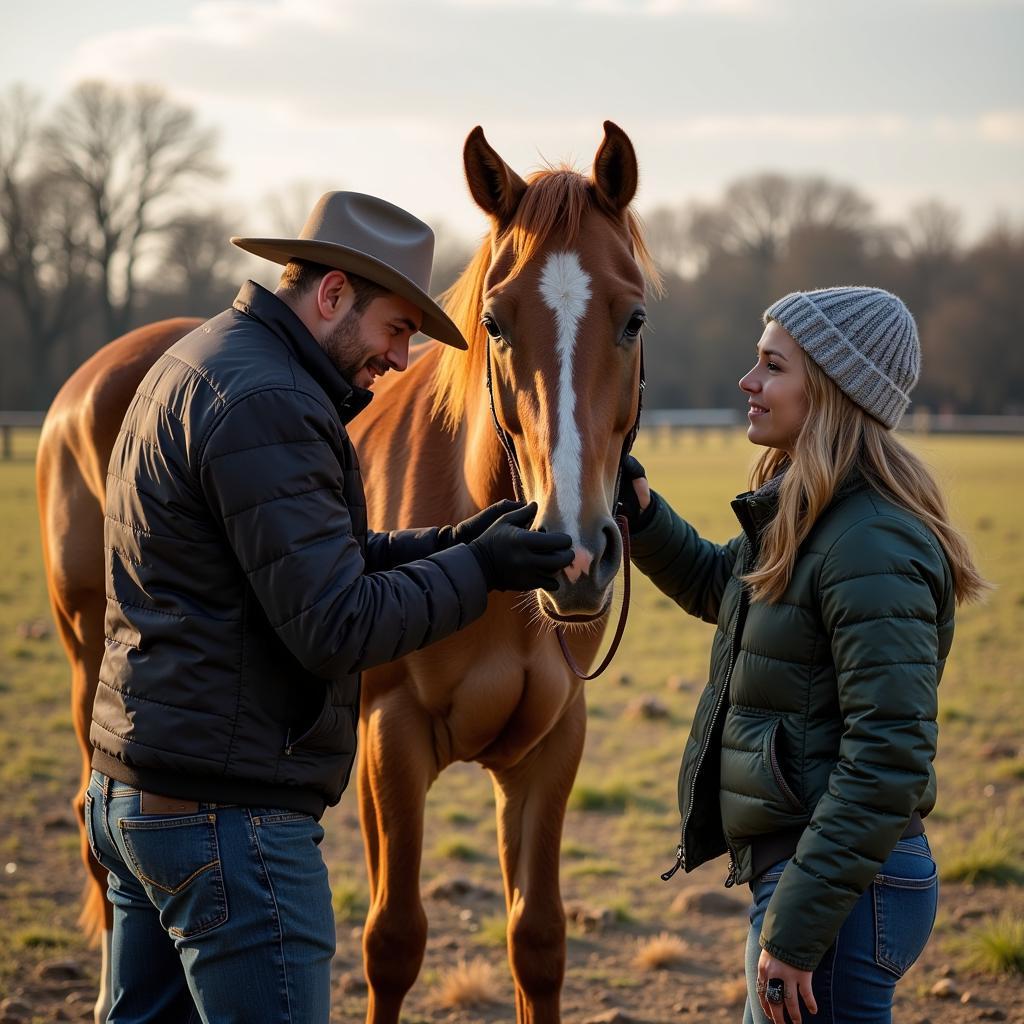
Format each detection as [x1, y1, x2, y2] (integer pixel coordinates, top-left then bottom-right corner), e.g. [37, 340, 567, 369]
[85, 770, 335, 1023]
[743, 834, 938, 1023]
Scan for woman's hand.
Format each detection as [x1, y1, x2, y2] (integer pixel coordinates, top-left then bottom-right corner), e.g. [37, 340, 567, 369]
[756, 949, 817, 1024]
[616, 455, 651, 527]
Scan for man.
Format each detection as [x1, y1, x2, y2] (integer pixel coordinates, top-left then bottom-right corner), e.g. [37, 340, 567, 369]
[85, 191, 573, 1022]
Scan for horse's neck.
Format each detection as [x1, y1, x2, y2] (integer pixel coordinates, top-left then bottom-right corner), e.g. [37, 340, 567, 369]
[352, 347, 514, 528]
[461, 386, 518, 510]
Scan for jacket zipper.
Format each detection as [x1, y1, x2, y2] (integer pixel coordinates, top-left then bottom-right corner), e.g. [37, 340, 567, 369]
[662, 548, 751, 884]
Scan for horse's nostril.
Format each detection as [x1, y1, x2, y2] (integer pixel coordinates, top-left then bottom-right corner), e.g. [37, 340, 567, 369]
[601, 523, 619, 561]
[594, 521, 622, 588]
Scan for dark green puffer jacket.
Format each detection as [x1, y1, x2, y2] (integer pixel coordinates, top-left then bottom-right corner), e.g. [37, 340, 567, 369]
[631, 472, 955, 970]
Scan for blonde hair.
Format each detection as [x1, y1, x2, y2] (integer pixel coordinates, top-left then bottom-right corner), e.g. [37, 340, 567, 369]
[744, 353, 990, 605]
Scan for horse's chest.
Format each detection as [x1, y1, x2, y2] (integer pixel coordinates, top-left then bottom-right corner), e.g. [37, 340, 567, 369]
[412, 638, 576, 767]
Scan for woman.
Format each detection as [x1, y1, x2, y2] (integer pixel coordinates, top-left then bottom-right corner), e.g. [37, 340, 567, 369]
[617, 287, 987, 1023]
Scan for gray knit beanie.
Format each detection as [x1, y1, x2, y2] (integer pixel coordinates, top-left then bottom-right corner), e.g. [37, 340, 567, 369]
[763, 286, 920, 429]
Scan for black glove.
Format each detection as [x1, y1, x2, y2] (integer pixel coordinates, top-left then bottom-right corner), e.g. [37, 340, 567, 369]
[616, 455, 656, 531]
[439, 499, 526, 548]
[468, 502, 574, 592]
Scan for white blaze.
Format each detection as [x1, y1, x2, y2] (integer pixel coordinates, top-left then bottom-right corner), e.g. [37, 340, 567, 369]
[539, 250, 591, 544]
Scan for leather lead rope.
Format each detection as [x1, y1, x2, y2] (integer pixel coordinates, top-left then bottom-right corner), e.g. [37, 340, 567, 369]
[484, 338, 645, 681]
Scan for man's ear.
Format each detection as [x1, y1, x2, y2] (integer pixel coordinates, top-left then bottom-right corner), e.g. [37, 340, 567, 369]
[316, 269, 351, 318]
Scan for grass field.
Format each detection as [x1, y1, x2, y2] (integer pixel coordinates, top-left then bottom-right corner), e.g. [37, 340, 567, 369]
[1, 427, 1022, 1021]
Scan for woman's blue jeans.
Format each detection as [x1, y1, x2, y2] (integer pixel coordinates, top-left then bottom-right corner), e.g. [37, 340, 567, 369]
[743, 834, 938, 1023]
[85, 770, 336, 1023]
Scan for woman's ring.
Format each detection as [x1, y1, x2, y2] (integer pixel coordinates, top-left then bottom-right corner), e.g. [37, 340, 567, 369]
[765, 978, 785, 1004]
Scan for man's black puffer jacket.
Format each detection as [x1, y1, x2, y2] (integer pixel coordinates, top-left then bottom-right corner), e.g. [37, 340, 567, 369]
[91, 281, 488, 817]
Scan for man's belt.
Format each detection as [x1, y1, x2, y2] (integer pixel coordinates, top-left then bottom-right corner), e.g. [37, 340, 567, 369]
[138, 791, 203, 815]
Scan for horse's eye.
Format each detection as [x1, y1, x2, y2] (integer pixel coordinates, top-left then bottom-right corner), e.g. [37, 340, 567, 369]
[481, 315, 503, 341]
[623, 312, 646, 339]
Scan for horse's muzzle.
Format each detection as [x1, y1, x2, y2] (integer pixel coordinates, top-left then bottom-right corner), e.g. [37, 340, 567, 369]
[538, 515, 622, 619]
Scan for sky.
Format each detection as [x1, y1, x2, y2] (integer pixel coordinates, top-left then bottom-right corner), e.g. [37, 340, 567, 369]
[3, 0, 1023, 249]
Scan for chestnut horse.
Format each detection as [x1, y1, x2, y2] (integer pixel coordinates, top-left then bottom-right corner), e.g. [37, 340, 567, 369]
[36, 122, 658, 1024]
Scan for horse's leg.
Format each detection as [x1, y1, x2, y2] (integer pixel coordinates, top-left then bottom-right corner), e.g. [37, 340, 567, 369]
[359, 688, 438, 1024]
[491, 689, 586, 1024]
[38, 446, 111, 1023]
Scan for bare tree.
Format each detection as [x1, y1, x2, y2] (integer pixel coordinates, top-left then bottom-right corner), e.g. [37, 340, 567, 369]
[642, 203, 691, 278]
[897, 199, 964, 313]
[0, 85, 91, 403]
[156, 209, 246, 315]
[265, 179, 338, 236]
[902, 199, 962, 262]
[720, 173, 794, 264]
[43, 81, 221, 337]
[790, 176, 874, 234]
[699, 173, 875, 267]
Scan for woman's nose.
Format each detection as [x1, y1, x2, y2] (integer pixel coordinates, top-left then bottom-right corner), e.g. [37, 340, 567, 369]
[739, 368, 758, 393]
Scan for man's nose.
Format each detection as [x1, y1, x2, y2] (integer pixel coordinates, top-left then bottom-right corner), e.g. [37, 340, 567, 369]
[390, 342, 410, 372]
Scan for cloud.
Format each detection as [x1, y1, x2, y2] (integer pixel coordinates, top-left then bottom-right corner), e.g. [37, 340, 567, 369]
[647, 114, 909, 141]
[577, 0, 768, 13]
[64, 0, 352, 94]
[447, 0, 767, 11]
[977, 111, 1024, 143]
[59, 0, 1023, 140]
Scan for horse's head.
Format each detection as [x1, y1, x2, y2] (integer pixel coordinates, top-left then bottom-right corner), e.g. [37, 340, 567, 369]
[448, 122, 658, 622]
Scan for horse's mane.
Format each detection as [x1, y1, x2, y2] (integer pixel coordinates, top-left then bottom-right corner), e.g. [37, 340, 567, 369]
[430, 164, 661, 434]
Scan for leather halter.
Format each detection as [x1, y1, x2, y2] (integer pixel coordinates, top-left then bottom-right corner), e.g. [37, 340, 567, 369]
[484, 335, 645, 681]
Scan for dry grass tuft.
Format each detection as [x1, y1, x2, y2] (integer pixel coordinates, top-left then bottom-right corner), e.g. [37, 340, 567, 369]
[940, 823, 1023, 885]
[963, 912, 1024, 975]
[633, 930, 690, 970]
[434, 957, 500, 1008]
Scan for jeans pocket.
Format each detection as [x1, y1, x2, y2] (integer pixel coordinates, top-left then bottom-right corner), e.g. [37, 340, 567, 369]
[83, 791, 108, 869]
[117, 812, 228, 939]
[873, 863, 938, 977]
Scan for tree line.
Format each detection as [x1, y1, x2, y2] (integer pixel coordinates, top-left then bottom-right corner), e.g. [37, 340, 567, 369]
[640, 179, 1023, 416]
[2, 81, 1021, 414]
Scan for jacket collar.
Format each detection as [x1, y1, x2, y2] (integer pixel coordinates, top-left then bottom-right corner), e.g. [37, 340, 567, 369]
[730, 469, 784, 545]
[232, 280, 373, 424]
[730, 465, 869, 546]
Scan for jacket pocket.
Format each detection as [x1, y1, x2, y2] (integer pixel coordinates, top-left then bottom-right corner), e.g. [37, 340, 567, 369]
[720, 709, 807, 839]
[284, 698, 347, 755]
[761, 719, 803, 812]
[117, 813, 228, 939]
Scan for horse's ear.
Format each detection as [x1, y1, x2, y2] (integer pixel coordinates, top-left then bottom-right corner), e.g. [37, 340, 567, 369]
[591, 120, 638, 215]
[464, 126, 527, 230]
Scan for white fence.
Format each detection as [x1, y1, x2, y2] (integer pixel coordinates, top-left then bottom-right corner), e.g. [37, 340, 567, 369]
[0, 411, 44, 459]
[2, 409, 1023, 460]
[642, 409, 1024, 438]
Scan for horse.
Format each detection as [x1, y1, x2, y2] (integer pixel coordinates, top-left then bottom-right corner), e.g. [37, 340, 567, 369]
[36, 121, 659, 1024]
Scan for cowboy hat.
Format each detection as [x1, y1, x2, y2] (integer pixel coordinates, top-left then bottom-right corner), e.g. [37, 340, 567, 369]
[232, 191, 467, 350]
